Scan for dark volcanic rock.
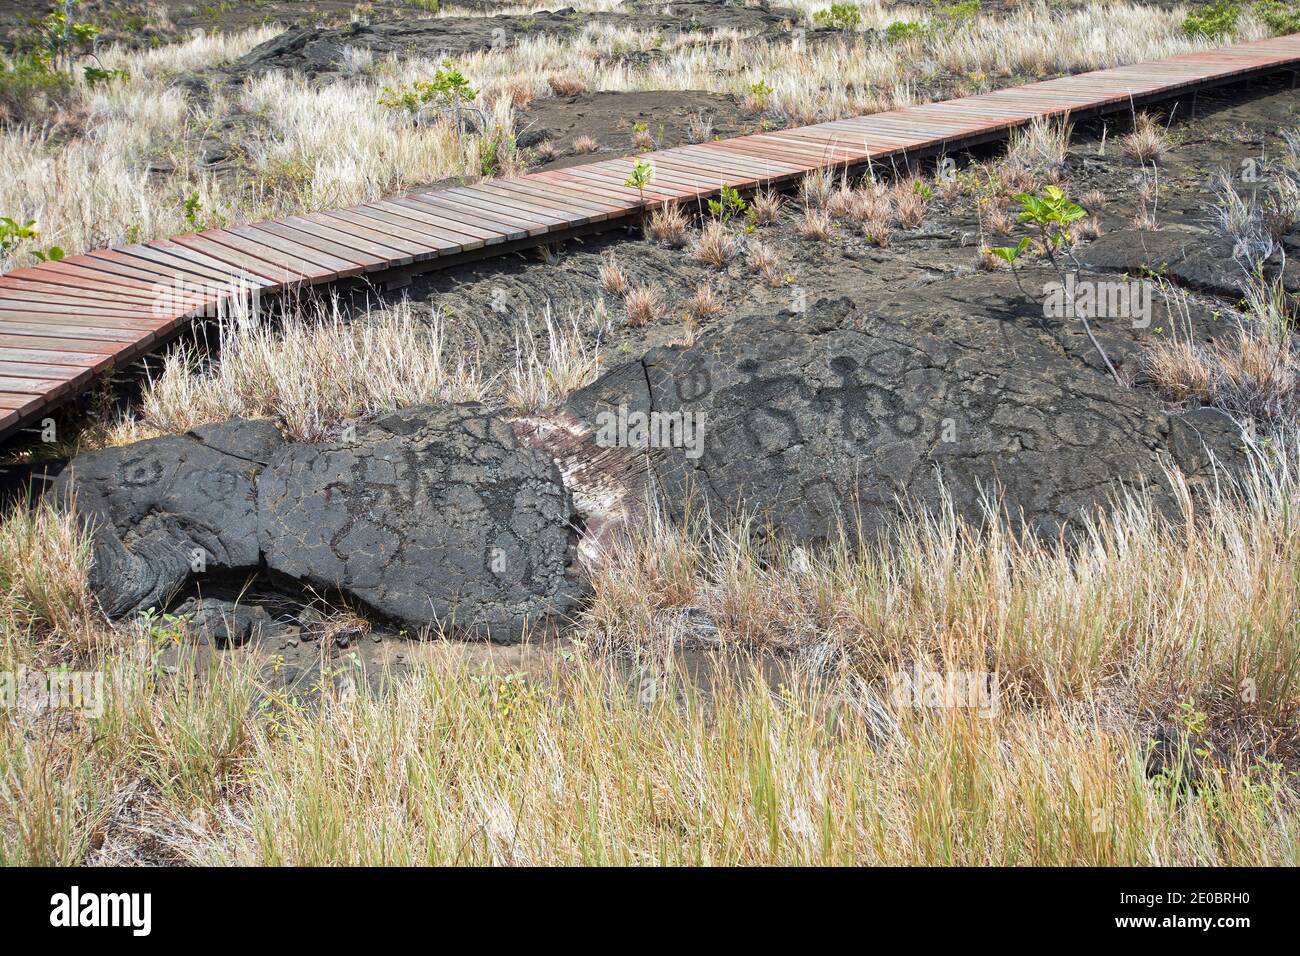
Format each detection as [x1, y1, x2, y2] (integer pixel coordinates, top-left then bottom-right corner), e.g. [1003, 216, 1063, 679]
[50, 419, 284, 618]
[177, 597, 274, 649]
[552, 293, 1246, 543]
[227, 1, 800, 77]
[257, 404, 584, 641]
[1076, 226, 1300, 297]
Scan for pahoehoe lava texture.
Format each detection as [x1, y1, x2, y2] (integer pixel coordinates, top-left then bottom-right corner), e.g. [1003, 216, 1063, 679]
[227, 1, 803, 77]
[560, 294, 1247, 542]
[257, 403, 586, 641]
[55, 406, 586, 641]
[51, 418, 283, 618]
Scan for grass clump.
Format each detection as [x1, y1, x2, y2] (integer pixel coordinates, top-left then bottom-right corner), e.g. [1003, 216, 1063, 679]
[136, 300, 489, 441]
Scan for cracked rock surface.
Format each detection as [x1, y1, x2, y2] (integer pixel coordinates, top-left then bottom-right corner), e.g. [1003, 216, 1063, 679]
[51, 418, 283, 618]
[258, 404, 585, 641]
[55, 406, 585, 641]
[226, 1, 803, 78]
[557, 293, 1246, 543]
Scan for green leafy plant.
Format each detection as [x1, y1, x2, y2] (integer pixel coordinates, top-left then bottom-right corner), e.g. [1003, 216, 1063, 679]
[885, 20, 927, 43]
[82, 65, 128, 86]
[1252, 0, 1300, 33]
[21, 3, 101, 77]
[986, 185, 1121, 384]
[182, 191, 203, 230]
[624, 157, 654, 204]
[379, 68, 478, 116]
[708, 184, 749, 222]
[476, 126, 517, 178]
[813, 3, 862, 29]
[935, 0, 981, 23]
[0, 216, 39, 255]
[1014, 183, 1086, 250]
[1182, 0, 1239, 40]
[987, 235, 1030, 265]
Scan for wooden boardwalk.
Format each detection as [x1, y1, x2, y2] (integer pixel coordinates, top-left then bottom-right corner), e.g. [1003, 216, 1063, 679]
[2, 32, 1299, 443]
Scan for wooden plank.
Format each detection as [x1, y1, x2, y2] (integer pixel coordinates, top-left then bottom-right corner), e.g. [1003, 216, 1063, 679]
[167, 234, 305, 286]
[307, 209, 438, 262]
[365, 198, 510, 244]
[279, 214, 432, 262]
[196, 230, 335, 282]
[0, 346, 112, 368]
[254, 220, 389, 273]
[0, 32, 1296, 445]
[342, 204, 481, 249]
[441, 186, 570, 230]
[0, 321, 146, 343]
[403, 192, 540, 240]
[0, 334, 124, 355]
[320, 206, 466, 256]
[447, 183, 578, 222]
[231, 224, 367, 277]
[478, 180, 616, 222]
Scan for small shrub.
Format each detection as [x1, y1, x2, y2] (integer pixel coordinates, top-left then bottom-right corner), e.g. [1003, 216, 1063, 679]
[624, 285, 664, 327]
[707, 184, 748, 222]
[0, 59, 76, 127]
[600, 255, 629, 296]
[379, 69, 478, 117]
[691, 220, 736, 267]
[1122, 112, 1170, 164]
[547, 70, 587, 96]
[1254, 0, 1300, 34]
[813, 3, 863, 30]
[885, 20, 927, 43]
[744, 80, 773, 114]
[749, 188, 784, 225]
[1182, 0, 1239, 40]
[572, 135, 600, 154]
[648, 203, 689, 246]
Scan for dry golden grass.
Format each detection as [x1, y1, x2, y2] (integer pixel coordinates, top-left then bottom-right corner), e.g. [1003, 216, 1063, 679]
[3, 459, 1298, 866]
[1122, 112, 1171, 164]
[134, 300, 489, 441]
[623, 285, 664, 326]
[0, 498, 98, 659]
[503, 310, 602, 414]
[547, 70, 589, 96]
[749, 188, 785, 225]
[686, 283, 725, 320]
[746, 240, 783, 287]
[1006, 115, 1071, 179]
[631, 127, 656, 151]
[572, 134, 600, 154]
[1142, 275, 1297, 444]
[894, 177, 930, 227]
[647, 203, 690, 247]
[798, 207, 835, 240]
[800, 170, 833, 209]
[691, 220, 736, 267]
[599, 253, 629, 295]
